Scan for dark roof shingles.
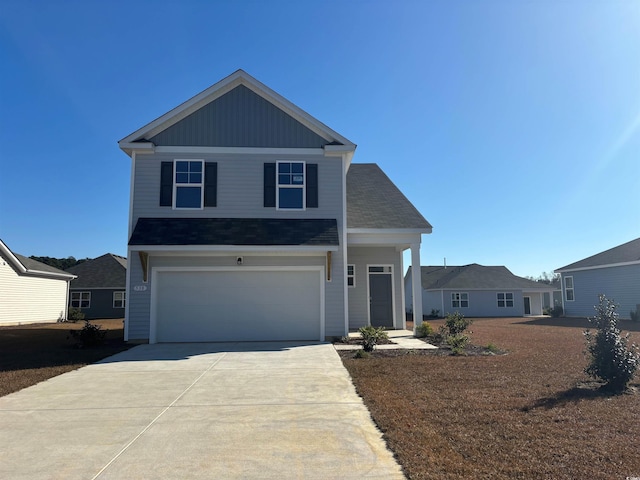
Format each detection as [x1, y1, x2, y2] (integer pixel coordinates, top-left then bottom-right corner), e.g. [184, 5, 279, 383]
[66, 254, 127, 289]
[556, 237, 640, 271]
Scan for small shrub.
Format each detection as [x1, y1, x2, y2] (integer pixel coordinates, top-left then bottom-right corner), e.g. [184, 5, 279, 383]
[67, 307, 85, 323]
[354, 349, 370, 359]
[549, 305, 563, 318]
[68, 320, 107, 348]
[428, 309, 440, 319]
[486, 342, 499, 353]
[447, 334, 470, 355]
[584, 295, 640, 393]
[358, 325, 389, 352]
[445, 311, 473, 336]
[415, 322, 434, 338]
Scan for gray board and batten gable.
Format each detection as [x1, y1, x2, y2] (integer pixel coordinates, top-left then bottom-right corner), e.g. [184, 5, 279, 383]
[129, 218, 339, 247]
[346, 163, 432, 230]
[121, 69, 355, 151]
[148, 85, 332, 148]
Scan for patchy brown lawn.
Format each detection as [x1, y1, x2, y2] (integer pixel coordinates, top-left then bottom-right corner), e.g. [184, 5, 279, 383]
[341, 317, 640, 480]
[0, 319, 131, 397]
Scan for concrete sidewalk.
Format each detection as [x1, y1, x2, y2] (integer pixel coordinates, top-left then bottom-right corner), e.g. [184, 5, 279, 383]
[0, 342, 404, 479]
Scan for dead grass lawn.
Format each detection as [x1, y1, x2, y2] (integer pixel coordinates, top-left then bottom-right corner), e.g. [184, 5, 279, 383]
[0, 319, 131, 397]
[341, 317, 640, 479]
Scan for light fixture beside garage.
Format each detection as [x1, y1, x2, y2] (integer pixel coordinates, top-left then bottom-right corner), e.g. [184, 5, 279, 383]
[236, 256, 244, 265]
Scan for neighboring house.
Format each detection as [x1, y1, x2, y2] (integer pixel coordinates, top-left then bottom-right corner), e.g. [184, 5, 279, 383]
[118, 69, 431, 343]
[0, 239, 76, 325]
[555, 237, 640, 319]
[65, 254, 127, 319]
[405, 264, 558, 317]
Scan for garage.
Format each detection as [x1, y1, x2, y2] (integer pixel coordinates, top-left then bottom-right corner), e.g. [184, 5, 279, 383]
[151, 267, 323, 343]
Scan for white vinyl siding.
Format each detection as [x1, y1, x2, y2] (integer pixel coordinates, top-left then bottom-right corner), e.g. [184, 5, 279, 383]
[0, 258, 69, 325]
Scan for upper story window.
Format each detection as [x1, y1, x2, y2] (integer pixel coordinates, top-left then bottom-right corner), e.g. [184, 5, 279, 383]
[277, 161, 305, 209]
[497, 292, 514, 308]
[160, 161, 217, 209]
[175, 160, 203, 209]
[451, 292, 469, 308]
[564, 276, 574, 301]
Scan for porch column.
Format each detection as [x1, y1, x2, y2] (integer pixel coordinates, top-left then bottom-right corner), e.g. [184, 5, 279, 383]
[411, 243, 423, 333]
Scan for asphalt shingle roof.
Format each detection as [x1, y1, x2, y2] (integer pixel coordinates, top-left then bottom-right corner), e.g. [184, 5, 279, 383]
[556, 237, 640, 271]
[128, 218, 339, 247]
[407, 264, 554, 290]
[13, 253, 72, 276]
[66, 254, 127, 289]
[346, 164, 432, 230]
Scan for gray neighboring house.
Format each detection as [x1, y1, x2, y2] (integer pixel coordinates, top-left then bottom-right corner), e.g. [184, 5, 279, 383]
[405, 264, 558, 318]
[555, 237, 640, 319]
[118, 69, 432, 343]
[0, 239, 76, 325]
[66, 254, 127, 319]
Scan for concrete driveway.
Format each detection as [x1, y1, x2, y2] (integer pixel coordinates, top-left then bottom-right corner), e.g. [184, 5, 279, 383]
[0, 342, 404, 479]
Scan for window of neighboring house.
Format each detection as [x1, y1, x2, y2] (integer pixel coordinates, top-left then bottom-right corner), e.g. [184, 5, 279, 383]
[277, 161, 305, 209]
[174, 160, 204, 209]
[564, 276, 574, 301]
[451, 292, 469, 308]
[113, 291, 126, 309]
[71, 292, 91, 308]
[347, 265, 355, 287]
[497, 292, 514, 308]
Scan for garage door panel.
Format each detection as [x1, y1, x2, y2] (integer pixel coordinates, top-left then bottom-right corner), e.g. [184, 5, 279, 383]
[154, 270, 321, 342]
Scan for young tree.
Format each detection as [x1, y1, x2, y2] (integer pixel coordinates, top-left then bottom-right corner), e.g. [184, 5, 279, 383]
[584, 295, 639, 393]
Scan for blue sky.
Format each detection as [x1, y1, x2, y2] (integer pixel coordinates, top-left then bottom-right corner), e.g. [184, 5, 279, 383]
[1, 0, 638, 278]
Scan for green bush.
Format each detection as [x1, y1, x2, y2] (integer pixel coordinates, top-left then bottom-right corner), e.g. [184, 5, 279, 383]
[68, 320, 107, 348]
[415, 321, 434, 338]
[447, 334, 470, 355]
[445, 311, 473, 336]
[428, 309, 440, 319]
[67, 307, 85, 323]
[584, 295, 640, 393]
[354, 349, 370, 359]
[358, 325, 388, 352]
[486, 343, 499, 353]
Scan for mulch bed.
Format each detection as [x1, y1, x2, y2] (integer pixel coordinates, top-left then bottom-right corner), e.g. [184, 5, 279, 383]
[340, 317, 640, 479]
[0, 319, 131, 397]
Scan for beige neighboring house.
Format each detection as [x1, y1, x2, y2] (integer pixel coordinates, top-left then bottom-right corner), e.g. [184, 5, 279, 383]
[0, 239, 76, 325]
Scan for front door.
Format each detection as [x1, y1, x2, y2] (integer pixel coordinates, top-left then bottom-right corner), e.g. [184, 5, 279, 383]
[369, 267, 393, 328]
[524, 296, 531, 315]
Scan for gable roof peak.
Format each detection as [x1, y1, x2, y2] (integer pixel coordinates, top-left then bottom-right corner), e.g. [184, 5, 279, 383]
[119, 69, 356, 154]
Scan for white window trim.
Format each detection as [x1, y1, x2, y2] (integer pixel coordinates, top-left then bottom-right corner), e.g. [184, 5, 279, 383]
[497, 292, 514, 308]
[564, 276, 575, 302]
[113, 291, 126, 309]
[71, 291, 91, 309]
[276, 160, 306, 210]
[451, 292, 469, 308]
[347, 264, 356, 288]
[173, 159, 204, 210]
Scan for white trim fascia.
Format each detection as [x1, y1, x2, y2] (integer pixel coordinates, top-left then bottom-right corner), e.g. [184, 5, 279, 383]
[128, 245, 339, 254]
[119, 69, 356, 149]
[119, 142, 155, 156]
[555, 260, 640, 274]
[347, 231, 425, 247]
[69, 287, 126, 290]
[124, 247, 131, 342]
[424, 287, 555, 293]
[128, 152, 136, 236]
[154, 146, 325, 156]
[341, 152, 349, 336]
[149, 265, 325, 344]
[0, 241, 76, 280]
[348, 228, 432, 235]
[324, 145, 356, 156]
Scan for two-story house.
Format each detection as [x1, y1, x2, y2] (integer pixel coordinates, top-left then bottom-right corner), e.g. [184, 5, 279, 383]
[119, 70, 431, 343]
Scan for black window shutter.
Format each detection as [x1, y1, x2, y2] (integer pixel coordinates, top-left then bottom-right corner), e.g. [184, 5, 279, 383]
[306, 163, 318, 208]
[264, 163, 276, 207]
[204, 162, 217, 207]
[160, 162, 173, 206]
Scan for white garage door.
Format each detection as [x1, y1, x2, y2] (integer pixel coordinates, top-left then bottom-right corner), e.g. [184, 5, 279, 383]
[153, 269, 322, 343]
